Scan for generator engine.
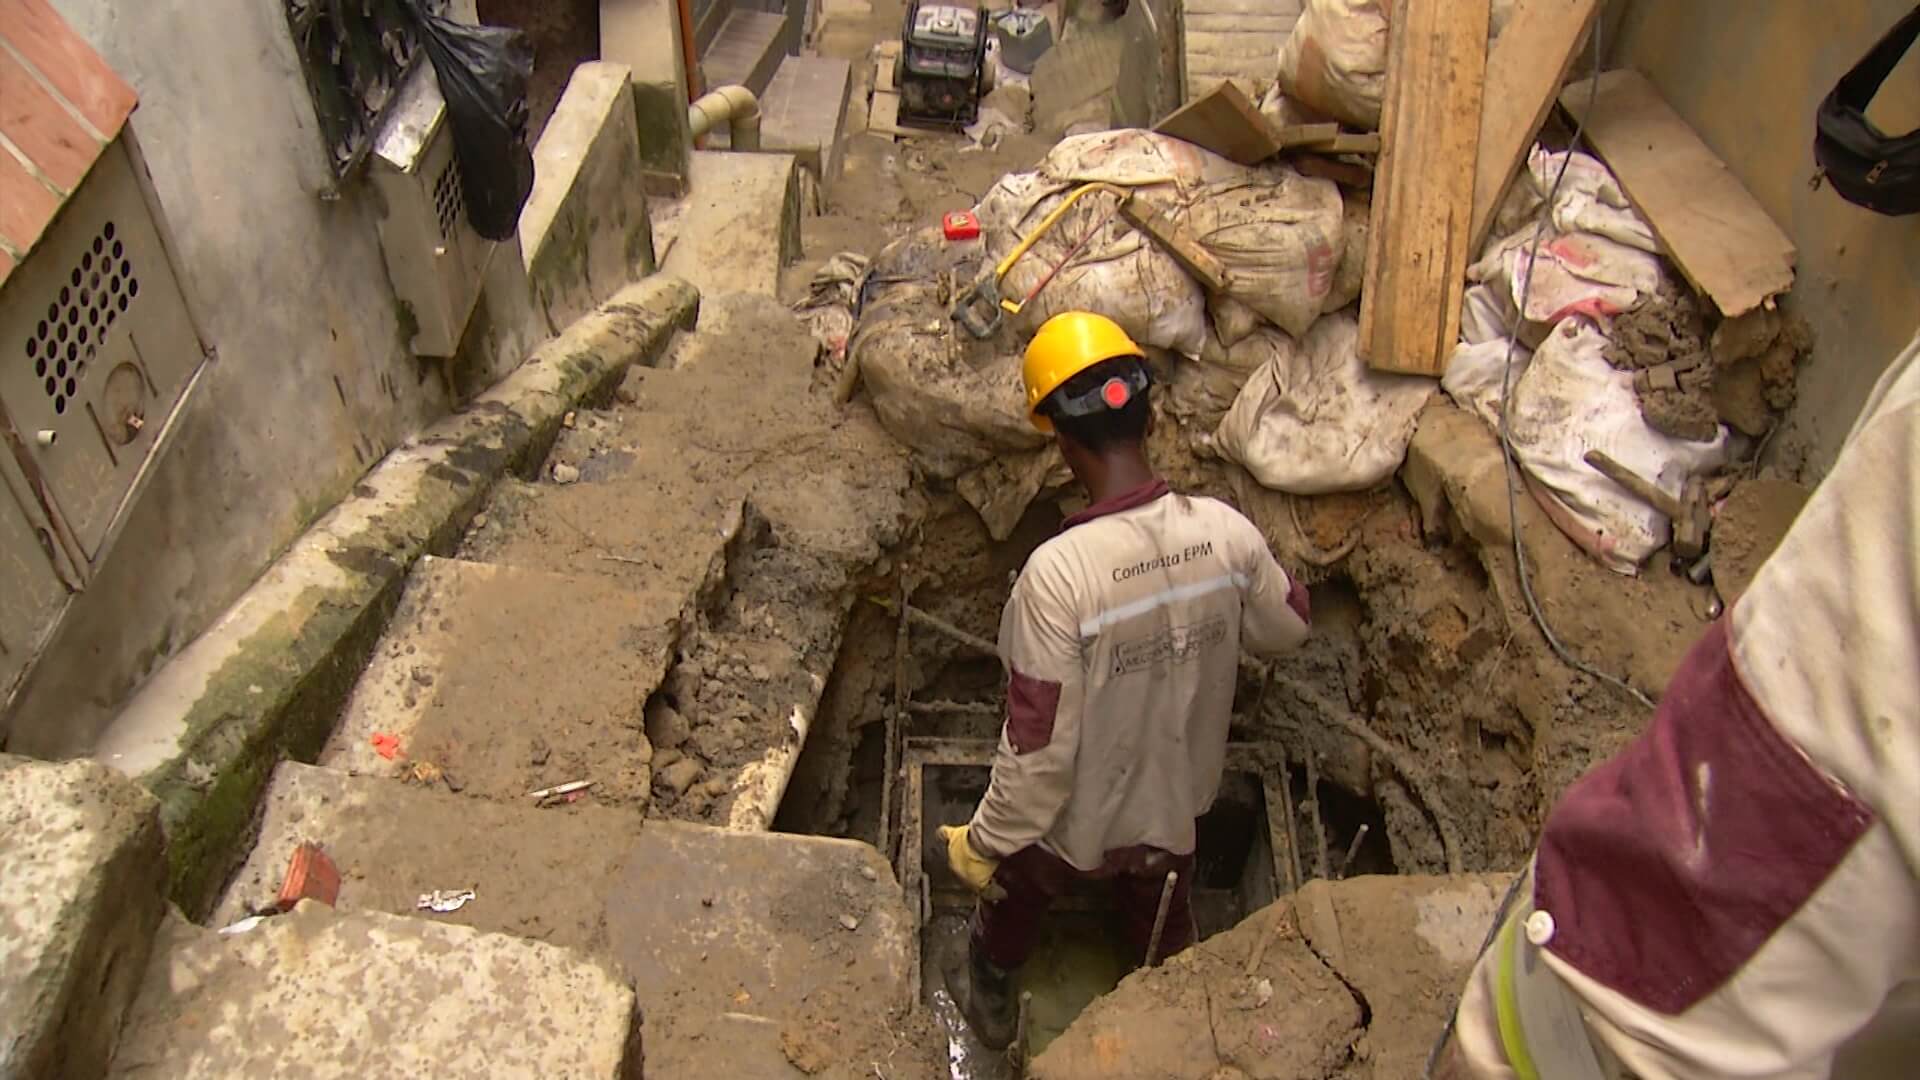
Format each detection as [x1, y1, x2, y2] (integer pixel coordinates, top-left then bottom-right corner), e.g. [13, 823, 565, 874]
[896, 0, 989, 127]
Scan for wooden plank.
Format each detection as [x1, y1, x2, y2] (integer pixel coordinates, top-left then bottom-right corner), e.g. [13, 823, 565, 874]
[1469, 0, 1603, 254]
[1152, 81, 1286, 165]
[1272, 121, 1342, 147]
[1561, 69, 1795, 319]
[1117, 195, 1230, 293]
[874, 55, 897, 94]
[1298, 132, 1382, 155]
[1358, 0, 1489, 376]
[867, 90, 909, 139]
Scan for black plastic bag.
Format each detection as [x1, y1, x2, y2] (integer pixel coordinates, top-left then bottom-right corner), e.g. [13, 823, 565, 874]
[407, 4, 536, 240]
[1814, 4, 1920, 216]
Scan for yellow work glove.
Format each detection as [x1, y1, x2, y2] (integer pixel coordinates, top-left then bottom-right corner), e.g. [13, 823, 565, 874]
[939, 824, 1006, 902]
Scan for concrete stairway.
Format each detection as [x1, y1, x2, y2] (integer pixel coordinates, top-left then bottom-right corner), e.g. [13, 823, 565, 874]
[659, 150, 803, 296]
[1183, 0, 1301, 100]
[199, 291, 916, 1073]
[759, 55, 855, 183]
[703, 8, 792, 96]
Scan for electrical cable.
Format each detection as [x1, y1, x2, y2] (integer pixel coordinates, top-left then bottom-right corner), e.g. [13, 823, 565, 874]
[1493, 19, 1659, 712]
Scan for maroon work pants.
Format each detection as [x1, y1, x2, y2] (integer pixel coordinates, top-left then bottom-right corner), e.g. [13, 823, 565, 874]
[971, 841, 1196, 971]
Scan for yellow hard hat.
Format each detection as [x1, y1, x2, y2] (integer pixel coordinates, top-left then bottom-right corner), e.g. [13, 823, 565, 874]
[1022, 312, 1146, 431]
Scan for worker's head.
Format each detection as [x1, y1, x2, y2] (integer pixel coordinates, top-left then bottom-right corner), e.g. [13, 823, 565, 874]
[1022, 313, 1154, 467]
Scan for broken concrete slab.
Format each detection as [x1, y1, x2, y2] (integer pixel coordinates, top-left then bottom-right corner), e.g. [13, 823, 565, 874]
[318, 555, 706, 808]
[90, 276, 699, 919]
[761, 55, 854, 183]
[1032, 894, 1362, 1079]
[662, 151, 802, 297]
[0, 756, 166, 1080]
[110, 903, 641, 1077]
[602, 0, 693, 196]
[521, 61, 657, 335]
[1295, 874, 1512, 1079]
[208, 762, 912, 1078]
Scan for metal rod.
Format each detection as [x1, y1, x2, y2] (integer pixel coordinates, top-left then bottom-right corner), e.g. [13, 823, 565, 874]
[1335, 823, 1370, 879]
[1144, 870, 1179, 967]
[1305, 754, 1330, 880]
[1014, 990, 1034, 1075]
[906, 699, 1000, 717]
[879, 581, 910, 857]
[901, 603, 997, 657]
[1278, 756, 1304, 897]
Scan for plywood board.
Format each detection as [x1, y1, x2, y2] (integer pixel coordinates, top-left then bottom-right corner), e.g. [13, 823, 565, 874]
[1469, 0, 1603, 254]
[1153, 82, 1286, 164]
[1561, 69, 1795, 318]
[1358, 0, 1490, 376]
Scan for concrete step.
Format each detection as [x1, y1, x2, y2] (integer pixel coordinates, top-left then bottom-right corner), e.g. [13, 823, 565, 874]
[760, 55, 854, 184]
[317, 554, 732, 809]
[212, 761, 912, 1078]
[659, 150, 802, 297]
[1, 757, 166, 1079]
[702, 9, 791, 97]
[111, 902, 640, 1077]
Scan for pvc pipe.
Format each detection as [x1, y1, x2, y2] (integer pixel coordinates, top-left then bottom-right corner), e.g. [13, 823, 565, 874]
[687, 84, 761, 152]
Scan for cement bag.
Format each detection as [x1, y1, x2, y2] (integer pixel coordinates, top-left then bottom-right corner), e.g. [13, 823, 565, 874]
[1470, 225, 1663, 330]
[1185, 172, 1344, 337]
[1325, 191, 1369, 314]
[1275, 0, 1390, 130]
[1216, 313, 1434, 493]
[1442, 336, 1530, 430]
[1525, 147, 1658, 253]
[1506, 319, 1730, 574]
[1277, 0, 1515, 130]
[853, 230, 1045, 478]
[1171, 328, 1301, 430]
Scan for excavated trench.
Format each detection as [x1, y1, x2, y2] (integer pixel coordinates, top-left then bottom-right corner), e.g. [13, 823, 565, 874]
[754, 453, 1632, 1068]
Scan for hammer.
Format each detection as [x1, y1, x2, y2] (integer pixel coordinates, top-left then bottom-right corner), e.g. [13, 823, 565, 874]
[1583, 450, 1710, 560]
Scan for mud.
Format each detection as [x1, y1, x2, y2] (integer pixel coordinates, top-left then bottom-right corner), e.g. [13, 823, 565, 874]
[1605, 285, 1811, 441]
[1711, 477, 1810, 605]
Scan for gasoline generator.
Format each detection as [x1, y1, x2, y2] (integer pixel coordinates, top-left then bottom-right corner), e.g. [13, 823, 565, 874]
[895, 0, 989, 128]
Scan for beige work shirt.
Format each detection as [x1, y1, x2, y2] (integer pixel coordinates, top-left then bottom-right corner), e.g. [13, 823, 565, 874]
[968, 480, 1311, 870]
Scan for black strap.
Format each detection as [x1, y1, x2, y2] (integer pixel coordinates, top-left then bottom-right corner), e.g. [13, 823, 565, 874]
[1814, 4, 1920, 215]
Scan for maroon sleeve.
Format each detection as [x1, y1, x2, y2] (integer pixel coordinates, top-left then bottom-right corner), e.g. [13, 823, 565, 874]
[1005, 668, 1063, 755]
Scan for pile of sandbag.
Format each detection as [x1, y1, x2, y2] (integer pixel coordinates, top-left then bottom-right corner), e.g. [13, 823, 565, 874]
[1440, 146, 1732, 575]
[817, 129, 1434, 539]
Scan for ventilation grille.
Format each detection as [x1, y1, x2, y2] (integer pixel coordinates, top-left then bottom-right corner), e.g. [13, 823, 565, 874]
[432, 157, 464, 242]
[22, 221, 139, 417]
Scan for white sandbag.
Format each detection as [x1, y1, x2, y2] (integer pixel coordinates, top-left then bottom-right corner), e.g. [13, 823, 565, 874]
[1525, 147, 1657, 252]
[1325, 191, 1369, 314]
[1216, 313, 1433, 493]
[1275, 0, 1390, 130]
[1171, 328, 1301, 429]
[1186, 173, 1344, 337]
[1277, 0, 1514, 131]
[1442, 336, 1530, 430]
[1470, 225, 1664, 330]
[1506, 319, 1729, 574]
[1209, 294, 1265, 347]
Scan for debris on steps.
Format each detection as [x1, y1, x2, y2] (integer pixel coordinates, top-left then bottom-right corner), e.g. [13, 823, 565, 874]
[318, 554, 715, 810]
[207, 762, 932, 1078]
[659, 151, 803, 296]
[111, 904, 642, 1078]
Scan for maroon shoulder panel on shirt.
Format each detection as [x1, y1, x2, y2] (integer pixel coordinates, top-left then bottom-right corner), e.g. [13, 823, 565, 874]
[1006, 668, 1062, 755]
[1286, 577, 1311, 625]
[1532, 619, 1875, 1014]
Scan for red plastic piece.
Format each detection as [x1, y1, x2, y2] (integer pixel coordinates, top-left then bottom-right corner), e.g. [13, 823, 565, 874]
[370, 731, 401, 760]
[277, 843, 341, 911]
[943, 211, 981, 241]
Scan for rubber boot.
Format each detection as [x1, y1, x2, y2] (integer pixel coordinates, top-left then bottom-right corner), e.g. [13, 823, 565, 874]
[961, 944, 1018, 1051]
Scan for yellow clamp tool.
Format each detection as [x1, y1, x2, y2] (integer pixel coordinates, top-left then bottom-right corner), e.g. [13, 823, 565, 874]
[951, 182, 1129, 339]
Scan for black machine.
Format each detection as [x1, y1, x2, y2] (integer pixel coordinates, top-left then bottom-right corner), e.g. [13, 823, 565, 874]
[895, 0, 989, 128]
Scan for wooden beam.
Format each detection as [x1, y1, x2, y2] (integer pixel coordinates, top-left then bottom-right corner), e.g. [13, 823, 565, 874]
[1469, 0, 1602, 253]
[1118, 195, 1230, 293]
[1358, 0, 1490, 376]
[1561, 70, 1795, 318]
[1153, 82, 1287, 165]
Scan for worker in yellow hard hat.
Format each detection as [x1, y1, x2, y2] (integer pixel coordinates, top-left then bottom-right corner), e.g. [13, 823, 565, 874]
[940, 311, 1314, 1050]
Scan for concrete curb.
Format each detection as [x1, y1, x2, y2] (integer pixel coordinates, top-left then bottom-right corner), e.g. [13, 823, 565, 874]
[92, 276, 700, 919]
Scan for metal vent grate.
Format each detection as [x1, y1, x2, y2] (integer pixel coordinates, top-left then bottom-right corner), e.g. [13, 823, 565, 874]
[432, 157, 464, 242]
[22, 221, 139, 416]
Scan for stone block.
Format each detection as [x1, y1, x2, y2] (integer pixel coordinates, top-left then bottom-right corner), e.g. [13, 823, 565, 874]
[661, 151, 800, 297]
[90, 277, 699, 919]
[604, 0, 693, 194]
[760, 56, 853, 183]
[0, 756, 166, 1080]
[522, 62, 656, 335]
[109, 904, 642, 1077]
